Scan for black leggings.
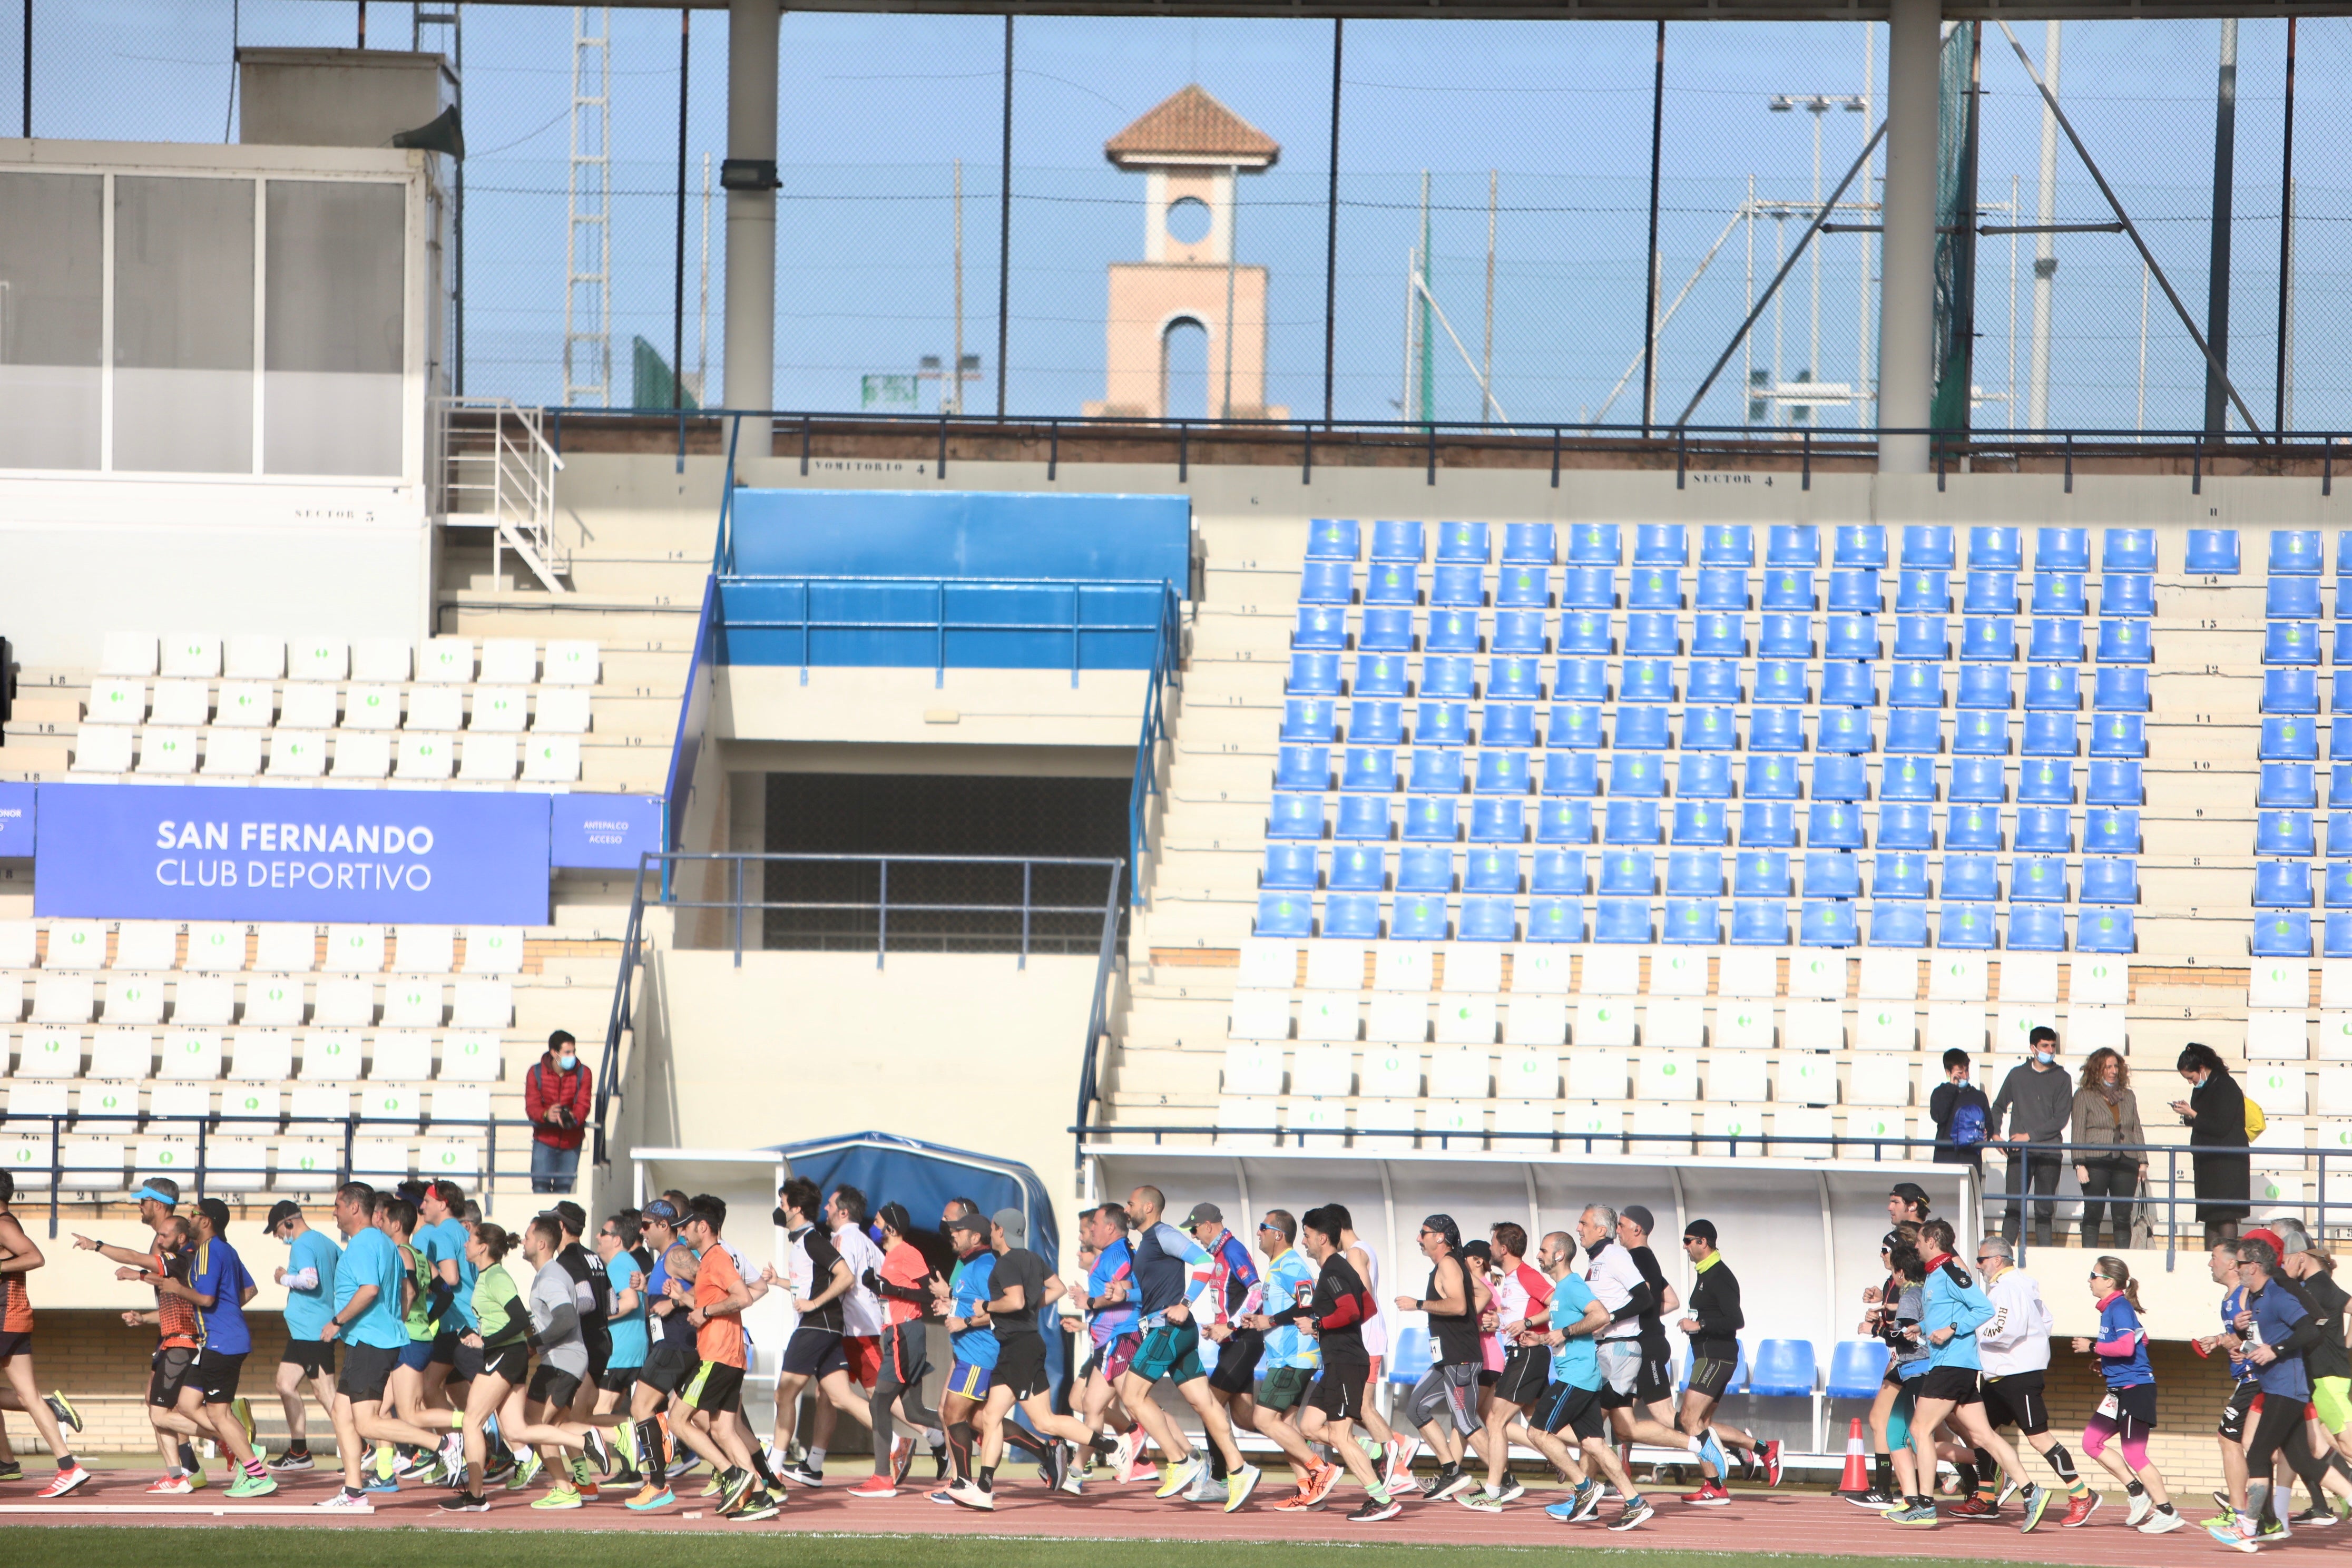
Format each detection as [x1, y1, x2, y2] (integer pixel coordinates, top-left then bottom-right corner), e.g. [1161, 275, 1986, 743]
[871, 1320, 942, 1476]
[2245, 1390, 2330, 1498]
[2079, 1161, 2138, 1246]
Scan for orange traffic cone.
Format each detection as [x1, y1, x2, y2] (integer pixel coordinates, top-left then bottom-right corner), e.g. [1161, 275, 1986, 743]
[1837, 1416, 1871, 1494]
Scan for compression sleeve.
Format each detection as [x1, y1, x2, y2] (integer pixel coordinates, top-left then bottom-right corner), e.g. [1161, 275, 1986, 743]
[2093, 1331, 2139, 1357]
[283, 1267, 319, 1290]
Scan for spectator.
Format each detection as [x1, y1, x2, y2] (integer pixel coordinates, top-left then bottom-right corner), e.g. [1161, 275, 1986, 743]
[1989, 1026, 2072, 1248]
[524, 1031, 592, 1194]
[2171, 1043, 2249, 1250]
[1928, 1049, 1992, 1171]
[2070, 1047, 2147, 1250]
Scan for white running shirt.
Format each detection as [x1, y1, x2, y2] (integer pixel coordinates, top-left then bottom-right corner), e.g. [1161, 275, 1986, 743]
[1976, 1264, 2054, 1376]
[833, 1221, 887, 1338]
[1348, 1237, 1387, 1356]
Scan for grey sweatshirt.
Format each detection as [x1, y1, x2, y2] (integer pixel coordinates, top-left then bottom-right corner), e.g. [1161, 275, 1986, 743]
[1990, 1063, 2073, 1144]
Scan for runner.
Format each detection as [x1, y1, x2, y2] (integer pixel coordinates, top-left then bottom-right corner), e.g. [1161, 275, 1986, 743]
[1113, 1185, 1259, 1511]
[2067, 1256, 2183, 1533]
[1675, 1220, 1778, 1501]
[1326, 1203, 1409, 1491]
[1248, 1210, 1333, 1511]
[770, 1177, 872, 1486]
[1394, 1213, 1490, 1501]
[1851, 1231, 1928, 1510]
[311, 1184, 449, 1511]
[1616, 1207, 1685, 1462]
[435, 1221, 594, 1512]
[75, 1176, 204, 1489]
[1887, 1181, 1933, 1229]
[263, 1200, 340, 1475]
[1529, 1228, 1645, 1530]
[381, 1196, 446, 1484]
[1190, 1202, 1267, 1503]
[669, 1195, 780, 1520]
[415, 1180, 477, 1424]
[1971, 1237, 2096, 1522]
[1077, 1203, 1149, 1484]
[2197, 1237, 2270, 1536]
[828, 1187, 890, 1466]
[937, 1211, 1001, 1507]
[0, 1171, 88, 1496]
[1461, 1222, 1551, 1511]
[2209, 1236, 2335, 1550]
[546, 1201, 611, 1496]
[591, 1211, 651, 1487]
[622, 1197, 695, 1512]
[1248, 1205, 1397, 1522]
[135, 1198, 270, 1497]
[2275, 1229, 2352, 1519]
[1575, 1204, 1728, 1500]
[848, 1201, 946, 1497]
[973, 1208, 1101, 1503]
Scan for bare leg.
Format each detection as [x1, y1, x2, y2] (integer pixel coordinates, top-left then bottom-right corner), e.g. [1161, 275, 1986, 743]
[272, 1359, 312, 1451]
[1115, 1370, 1197, 1467]
[1173, 1375, 1247, 1472]
[0, 1359, 71, 1461]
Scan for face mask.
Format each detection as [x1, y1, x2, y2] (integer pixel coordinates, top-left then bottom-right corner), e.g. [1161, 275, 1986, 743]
[557, 1053, 577, 1071]
[773, 1206, 790, 1230]
[2035, 1051, 2055, 1066]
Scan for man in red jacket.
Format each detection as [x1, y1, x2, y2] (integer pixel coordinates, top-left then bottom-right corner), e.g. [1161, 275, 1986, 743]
[525, 1031, 592, 1194]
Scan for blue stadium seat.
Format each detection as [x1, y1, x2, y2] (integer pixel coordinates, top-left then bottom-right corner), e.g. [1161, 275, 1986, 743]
[1809, 801, 1864, 848]
[1897, 571, 1951, 612]
[2331, 913, 2352, 957]
[1469, 799, 1524, 845]
[2085, 809, 2141, 854]
[1288, 651, 1342, 695]
[1553, 658, 1607, 703]
[2268, 670, 2320, 714]
[1396, 846, 1455, 894]
[2268, 622, 2321, 665]
[1601, 850, 1655, 896]
[1595, 899, 1651, 944]
[1758, 614, 1811, 658]
[1526, 897, 1583, 942]
[1741, 802, 1797, 848]
[1364, 561, 1418, 605]
[2011, 856, 2067, 903]
[1605, 800, 1662, 845]
[1487, 656, 1542, 700]
[1533, 849, 1586, 894]
[1882, 756, 1937, 801]
[2023, 713, 2077, 757]
[1768, 524, 1820, 567]
[1334, 796, 1390, 841]
[1482, 703, 1536, 748]
[1700, 524, 1753, 566]
[1695, 567, 1747, 611]
[1329, 845, 1386, 890]
[2029, 619, 2083, 663]
[2036, 527, 2091, 572]
[1619, 659, 1674, 704]
[1356, 700, 1410, 744]
[1690, 612, 1745, 658]
[1322, 893, 1382, 939]
[1969, 526, 2023, 570]
[1682, 707, 1737, 752]
[1371, 519, 1425, 562]
[2020, 759, 2073, 805]
[1836, 525, 1889, 569]
[2104, 527, 2156, 573]
[1673, 801, 1729, 846]
[1894, 615, 1949, 661]
[1829, 569, 1881, 612]
[1946, 805, 2002, 849]
[2260, 811, 2317, 857]
[1255, 891, 1314, 938]
[1541, 753, 1599, 797]
[2329, 865, 2352, 910]
[1826, 615, 1878, 661]
[2090, 760, 2147, 806]
[1363, 605, 1418, 652]
[1495, 564, 1550, 607]
[2255, 912, 2312, 958]
[1734, 850, 1791, 898]
[1412, 656, 1466, 698]
[2334, 812, 2352, 858]
[1750, 1339, 1819, 1398]
[2014, 807, 2070, 852]
[1870, 905, 1929, 947]
[1269, 795, 1327, 840]
[1750, 709, 1806, 753]
[1878, 803, 1934, 850]
[1802, 900, 1860, 947]
[1277, 746, 1331, 791]
[1958, 665, 2013, 710]
[1624, 613, 1679, 655]
[1954, 712, 2009, 755]
[1889, 666, 1945, 711]
[1747, 756, 1801, 801]
[1941, 855, 1996, 901]
[1753, 662, 1807, 707]
[1307, 518, 1360, 560]
[1563, 566, 1614, 610]
[2025, 668, 2080, 711]
[2032, 573, 2088, 616]
[1903, 525, 1956, 568]
[1293, 604, 1347, 650]
[2187, 529, 2239, 574]
[2266, 716, 2321, 761]
[2271, 577, 2325, 620]
[2094, 668, 2149, 711]
[1629, 567, 1682, 610]
[1662, 898, 1720, 944]
[1804, 850, 1861, 899]
[1665, 848, 1723, 897]
[1476, 751, 1532, 796]
[1283, 698, 1338, 743]
[1464, 847, 1520, 894]
[1940, 903, 1997, 949]
[1557, 611, 1611, 654]
[1814, 757, 1868, 802]
[1682, 661, 1738, 706]
[1421, 609, 1476, 654]
[1615, 708, 1671, 751]
[1400, 797, 1457, 841]
[1678, 754, 1734, 799]
[2258, 862, 2314, 908]
[2336, 624, 2352, 667]
[1403, 748, 1458, 793]
[1817, 709, 1872, 754]
[1351, 652, 1407, 697]
[1611, 753, 1666, 798]
[1458, 897, 1516, 942]
[2007, 908, 2067, 952]
[2101, 574, 2154, 618]
[2077, 909, 2135, 954]
[1886, 715, 1947, 762]
[1873, 852, 1929, 899]
[1492, 610, 1546, 654]
[1300, 560, 1356, 604]
[1346, 746, 1400, 791]
[1414, 701, 1466, 747]
[1390, 896, 1449, 940]
[1567, 523, 1621, 565]
[1430, 563, 1485, 608]
[2081, 858, 2139, 905]
[1537, 800, 1594, 843]
[1502, 522, 1555, 564]
[1819, 664, 1874, 709]
[1632, 523, 1687, 566]
[1965, 571, 2018, 614]
[1732, 900, 1789, 945]
[2273, 530, 2325, 575]
[1436, 520, 1489, 563]
[1961, 618, 2015, 662]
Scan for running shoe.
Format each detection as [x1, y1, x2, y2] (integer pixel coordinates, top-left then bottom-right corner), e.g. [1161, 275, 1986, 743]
[2125, 1491, 2152, 1526]
[1847, 1487, 1901, 1510]
[532, 1484, 584, 1510]
[1186, 1465, 1221, 1504]
[780, 1459, 824, 1488]
[0, 1461, 19, 1483]
[510, 1450, 543, 1491]
[1696, 1428, 1731, 1484]
[1386, 1436, 1421, 1489]
[2206, 1518, 2260, 1553]
[1543, 1496, 1582, 1522]
[2020, 1482, 2053, 1533]
[700, 1471, 724, 1497]
[584, 1428, 613, 1476]
[1225, 1462, 1262, 1513]
[268, 1451, 315, 1473]
[185, 1462, 208, 1492]
[1608, 1497, 1655, 1532]
[626, 1483, 675, 1512]
[1946, 1495, 1998, 1519]
[37, 1466, 91, 1499]
[482, 1456, 516, 1487]
[438, 1492, 491, 1513]
[1306, 1461, 1344, 1508]
[733, 1491, 782, 1522]
[1272, 1490, 1320, 1512]
[2139, 1508, 2187, 1534]
[718, 1468, 758, 1514]
[2292, 1505, 2337, 1527]
[2214, 1489, 2237, 1513]
[848, 1475, 898, 1499]
[948, 1477, 994, 1511]
[1682, 1481, 1731, 1507]
[2060, 1491, 2100, 1527]
[225, 1471, 279, 1500]
[1348, 1495, 1403, 1523]
[1997, 1473, 2022, 1507]
[1386, 1468, 1423, 1497]
[1758, 1439, 1782, 1487]
[1154, 1454, 1202, 1500]
[890, 1436, 916, 1487]
[1429, 1464, 1478, 1502]
[1458, 1488, 1504, 1513]
[46, 1392, 81, 1434]
[1112, 1428, 1146, 1484]
[1056, 1446, 1085, 1497]
[362, 1471, 399, 1495]
[1571, 1481, 1606, 1521]
[1884, 1501, 1939, 1527]
[927, 1488, 957, 1506]
[1496, 1475, 1525, 1504]
[313, 1489, 374, 1512]
[147, 1475, 194, 1495]
[2261, 1515, 2291, 1541]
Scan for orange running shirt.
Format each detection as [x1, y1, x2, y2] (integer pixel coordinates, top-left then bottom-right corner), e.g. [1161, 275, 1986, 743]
[692, 1242, 746, 1368]
[1, 1237, 30, 1334]
[150, 1248, 201, 1349]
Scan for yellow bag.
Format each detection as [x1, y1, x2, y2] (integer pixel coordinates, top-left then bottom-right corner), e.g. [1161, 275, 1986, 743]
[2246, 1099, 2268, 1138]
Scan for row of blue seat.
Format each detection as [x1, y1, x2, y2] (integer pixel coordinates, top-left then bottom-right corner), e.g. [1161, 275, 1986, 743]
[2255, 862, 2352, 907]
[1301, 563, 2169, 619]
[2257, 911, 2352, 957]
[2256, 810, 2352, 856]
[1270, 751, 2146, 802]
[1251, 890, 2137, 950]
[1307, 521, 2161, 572]
[1266, 796, 2143, 851]
[1281, 710, 2148, 756]
[1287, 652, 2157, 706]
[1262, 844, 2140, 902]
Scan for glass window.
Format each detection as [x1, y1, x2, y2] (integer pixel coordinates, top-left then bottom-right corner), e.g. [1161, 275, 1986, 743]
[114, 175, 256, 473]
[264, 180, 404, 475]
[0, 172, 103, 469]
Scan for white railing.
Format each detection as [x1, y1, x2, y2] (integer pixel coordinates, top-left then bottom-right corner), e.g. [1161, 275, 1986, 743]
[434, 396, 573, 594]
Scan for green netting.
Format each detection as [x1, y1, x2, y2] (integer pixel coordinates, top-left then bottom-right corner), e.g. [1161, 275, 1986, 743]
[1929, 22, 1981, 433]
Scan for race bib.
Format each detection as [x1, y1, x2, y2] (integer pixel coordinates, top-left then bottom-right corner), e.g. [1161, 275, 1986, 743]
[2096, 1391, 2120, 1420]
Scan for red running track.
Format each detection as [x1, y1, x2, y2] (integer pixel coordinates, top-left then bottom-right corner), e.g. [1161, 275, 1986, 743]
[0, 1466, 2324, 1560]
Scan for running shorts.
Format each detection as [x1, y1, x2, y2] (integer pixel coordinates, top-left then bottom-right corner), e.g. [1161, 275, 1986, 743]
[1132, 1321, 1206, 1387]
[1207, 1328, 1267, 1396]
[149, 1345, 198, 1408]
[451, 1340, 486, 1382]
[1595, 1340, 1643, 1409]
[844, 1335, 881, 1389]
[680, 1359, 746, 1416]
[782, 1326, 848, 1380]
[479, 1342, 530, 1385]
[945, 1359, 993, 1401]
[194, 1348, 247, 1404]
[2219, 1380, 2262, 1442]
[0, 1331, 29, 1362]
[1259, 1365, 1313, 1412]
[529, 1363, 583, 1410]
[2315, 1377, 2351, 1435]
[994, 1335, 1050, 1401]
[584, 1326, 612, 1382]
[1309, 1353, 1368, 1422]
[1979, 1369, 2050, 1435]
[596, 1365, 643, 1398]
[281, 1337, 335, 1377]
[1688, 1355, 1739, 1402]
[337, 1342, 401, 1405]
[1916, 1365, 1982, 1405]
[1406, 1363, 1482, 1437]
[2090, 1381, 2159, 1434]
[1103, 1331, 1142, 1383]
[1494, 1346, 1551, 1408]
[640, 1338, 694, 1396]
[880, 1321, 929, 1391]
[1635, 1351, 1675, 1405]
[398, 1340, 435, 1373]
[1537, 1378, 1606, 1442]
[1887, 1385, 1916, 1451]
[428, 1330, 463, 1368]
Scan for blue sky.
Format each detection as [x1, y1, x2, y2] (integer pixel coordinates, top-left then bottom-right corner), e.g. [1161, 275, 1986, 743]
[10, 2, 2347, 431]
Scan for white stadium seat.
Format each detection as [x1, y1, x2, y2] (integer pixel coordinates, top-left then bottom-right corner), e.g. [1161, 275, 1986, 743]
[254, 925, 317, 973]
[101, 632, 159, 678]
[85, 678, 144, 723]
[1363, 993, 1424, 1043]
[185, 923, 245, 972]
[419, 638, 475, 683]
[1226, 992, 1288, 1041]
[150, 1081, 212, 1120]
[383, 982, 444, 1028]
[542, 640, 601, 685]
[149, 680, 210, 727]
[267, 734, 328, 778]
[470, 688, 530, 732]
[1501, 994, 1567, 1046]
[135, 728, 199, 775]
[242, 977, 306, 1027]
[0, 921, 36, 969]
[438, 1033, 502, 1083]
[1292, 1045, 1353, 1097]
[1371, 943, 1430, 993]
[288, 639, 350, 682]
[71, 727, 134, 773]
[276, 1139, 341, 1190]
[1234, 939, 1296, 990]
[224, 635, 286, 680]
[159, 1030, 224, 1080]
[323, 926, 387, 975]
[171, 976, 236, 1028]
[521, 736, 581, 783]
[1432, 994, 1495, 1046]
[1302, 942, 1364, 991]
[45, 922, 105, 970]
[1221, 1043, 1283, 1096]
[341, 685, 400, 730]
[32, 976, 95, 1024]
[394, 926, 455, 975]
[278, 683, 339, 730]
[0, 979, 18, 1025]
[113, 922, 177, 971]
[101, 976, 164, 1026]
[159, 634, 221, 679]
[311, 981, 375, 1028]
[87, 1027, 152, 1079]
[450, 981, 512, 1030]
[532, 688, 593, 734]
[202, 729, 263, 777]
[406, 686, 464, 733]
[332, 731, 393, 779]
[479, 639, 537, 685]
[1428, 1048, 1489, 1099]
[14, 1027, 80, 1077]
[370, 1032, 434, 1081]
[1297, 993, 1356, 1043]
[227, 1032, 294, 1082]
[458, 735, 517, 782]
[1358, 1047, 1420, 1097]
[299, 1031, 364, 1082]
[351, 638, 412, 683]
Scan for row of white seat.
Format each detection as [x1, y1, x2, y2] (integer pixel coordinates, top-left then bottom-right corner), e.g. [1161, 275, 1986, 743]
[85, 682, 593, 732]
[4, 1080, 495, 1124]
[98, 634, 600, 686]
[2, 1028, 506, 1082]
[2, 978, 515, 1028]
[0, 922, 524, 974]
[71, 729, 583, 782]
[3, 1136, 489, 1189]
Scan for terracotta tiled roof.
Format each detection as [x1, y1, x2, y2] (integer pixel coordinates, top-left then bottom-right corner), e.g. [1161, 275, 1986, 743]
[1105, 84, 1280, 168]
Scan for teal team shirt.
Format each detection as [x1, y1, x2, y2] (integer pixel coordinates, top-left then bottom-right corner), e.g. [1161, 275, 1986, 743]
[335, 1226, 411, 1350]
[281, 1228, 342, 1341]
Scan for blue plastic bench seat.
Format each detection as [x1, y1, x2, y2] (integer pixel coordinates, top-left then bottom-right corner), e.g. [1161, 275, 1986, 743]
[1701, 524, 1752, 566]
[1969, 526, 2023, 570]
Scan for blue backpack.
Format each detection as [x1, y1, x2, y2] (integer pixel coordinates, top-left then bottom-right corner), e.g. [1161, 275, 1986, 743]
[1950, 1099, 1987, 1148]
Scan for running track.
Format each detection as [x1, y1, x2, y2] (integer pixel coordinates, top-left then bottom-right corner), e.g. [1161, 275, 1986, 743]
[0, 1468, 2332, 1559]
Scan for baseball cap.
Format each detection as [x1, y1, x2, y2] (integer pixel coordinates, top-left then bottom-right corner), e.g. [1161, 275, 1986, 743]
[1181, 1202, 1223, 1229]
[1683, 1219, 1718, 1247]
[267, 1200, 303, 1232]
[1622, 1204, 1655, 1236]
[992, 1208, 1027, 1247]
[1888, 1181, 1930, 1206]
[553, 1201, 587, 1234]
[948, 1211, 989, 1238]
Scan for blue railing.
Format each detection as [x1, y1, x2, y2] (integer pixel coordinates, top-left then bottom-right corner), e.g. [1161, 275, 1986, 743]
[1128, 583, 1183, 906]
[712, 574, 1174, 684]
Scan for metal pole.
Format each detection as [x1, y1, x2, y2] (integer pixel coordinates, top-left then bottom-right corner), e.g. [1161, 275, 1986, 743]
[2204, 18, 2238, 435]
[19, 0, 28, 138]
[994, 14, 1012, 419]
[1640, 19, 1665, 436]
[1481, 169, 1496, 426]
[2276, 15, 2296, 435]
[1322, 18, 1341, 428]
[1220, 163, 1238, 420]
[454, 3, 465, 394]
[723, 0, 778, 455]
[1877, 0, 1939, 472]
[673, 7, 689, 410]
[2027, 21, 2061, 430]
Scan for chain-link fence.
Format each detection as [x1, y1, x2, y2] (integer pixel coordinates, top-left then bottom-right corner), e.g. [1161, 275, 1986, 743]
[11, 3, 2351, 434]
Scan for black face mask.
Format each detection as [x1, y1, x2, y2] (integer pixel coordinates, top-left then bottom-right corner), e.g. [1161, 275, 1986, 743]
[773, 1206, 790, 1230]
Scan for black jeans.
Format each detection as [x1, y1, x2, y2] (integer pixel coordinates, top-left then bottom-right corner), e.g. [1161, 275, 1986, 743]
[2001, 1145, 2063, 1241]
[2078, 1160, 2138, 1247]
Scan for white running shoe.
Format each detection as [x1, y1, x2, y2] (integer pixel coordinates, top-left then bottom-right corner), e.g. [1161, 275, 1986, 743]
[2125, 1491, 2152, 1527]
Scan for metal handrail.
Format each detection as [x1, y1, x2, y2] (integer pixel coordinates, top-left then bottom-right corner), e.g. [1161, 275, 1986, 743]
[1127, 584, 1184, 908]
